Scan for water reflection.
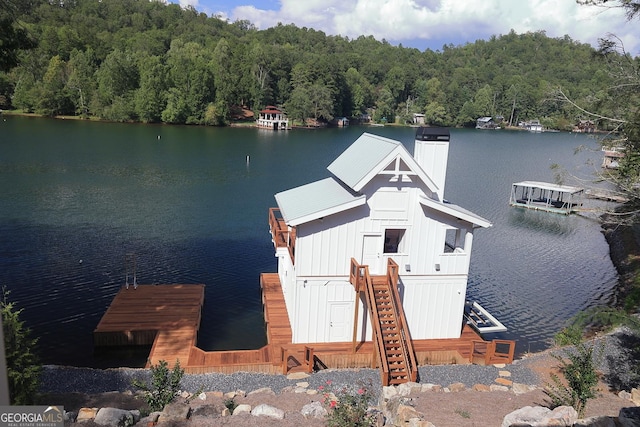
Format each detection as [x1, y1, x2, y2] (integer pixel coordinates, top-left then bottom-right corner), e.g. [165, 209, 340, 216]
[507, 208, 577, 236]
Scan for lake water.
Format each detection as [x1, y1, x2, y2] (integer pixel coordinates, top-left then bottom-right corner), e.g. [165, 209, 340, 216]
[0, 116, 618, 366]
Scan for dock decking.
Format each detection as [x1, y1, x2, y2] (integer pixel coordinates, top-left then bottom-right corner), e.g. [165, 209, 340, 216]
[95, 277, 512, 375]
[93, 284, 205, 367]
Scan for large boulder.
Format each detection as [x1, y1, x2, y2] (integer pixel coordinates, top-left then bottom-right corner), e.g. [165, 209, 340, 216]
[619, 406, 640, 427]
[502, 405, 577, 427]
[301, 401, 327, 419]
[157, 402, 191, 423]
[251, 404, 285, 419]
[93, 408, 139, 427]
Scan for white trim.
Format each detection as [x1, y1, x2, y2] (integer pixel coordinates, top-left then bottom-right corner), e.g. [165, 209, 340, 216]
[419, 194, 492, 228]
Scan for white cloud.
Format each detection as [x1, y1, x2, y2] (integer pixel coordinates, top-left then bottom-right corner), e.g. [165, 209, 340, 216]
[229, 0, 637, 54]
[178, 0, 199, 8]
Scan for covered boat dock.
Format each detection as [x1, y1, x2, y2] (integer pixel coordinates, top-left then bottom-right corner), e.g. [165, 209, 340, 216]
[509, 181, 584, 214]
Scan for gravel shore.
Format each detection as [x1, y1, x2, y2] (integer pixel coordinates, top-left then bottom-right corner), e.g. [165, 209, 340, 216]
[40, 328, 638, 396]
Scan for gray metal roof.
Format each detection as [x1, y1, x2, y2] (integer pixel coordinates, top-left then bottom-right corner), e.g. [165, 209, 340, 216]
[275, 177, 366, 226]
[327, 133, 400, 190]
[419, 194, 492, 228]
[327, 132, 438, 193]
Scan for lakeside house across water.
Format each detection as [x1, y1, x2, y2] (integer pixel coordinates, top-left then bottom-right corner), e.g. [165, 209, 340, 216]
[256, 105, 289, 130]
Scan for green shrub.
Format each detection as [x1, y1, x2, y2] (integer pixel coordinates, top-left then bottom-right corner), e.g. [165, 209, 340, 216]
[545, 339, 601, 418]
[565, 306, 640, 336]
[1, 288, 41, 405]
[554, 325, 583, 347]
[223, 397, 237, 413]
[132, 359, 184, 412]
[320, 380, 375, 427]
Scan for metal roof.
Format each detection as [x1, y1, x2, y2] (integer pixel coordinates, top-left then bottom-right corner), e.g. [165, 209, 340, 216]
[327, 133, 400, 190]
[275, 177, 366, 226]
[327, 132, 437, 193]
[419, 194, 492, 228]
[512, 181, 584, 195]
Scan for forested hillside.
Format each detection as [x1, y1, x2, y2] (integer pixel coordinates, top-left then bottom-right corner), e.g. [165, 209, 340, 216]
[0, 0, 620, 128]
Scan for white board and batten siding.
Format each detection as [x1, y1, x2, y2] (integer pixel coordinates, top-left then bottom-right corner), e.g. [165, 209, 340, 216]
[401, 275, 468, 339]
[289, 185, 477, 341]
[288, 277, 367, 343]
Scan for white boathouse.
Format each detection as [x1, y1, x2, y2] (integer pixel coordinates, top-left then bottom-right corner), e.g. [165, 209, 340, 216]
[257, 105, 289, 130]
[268, 128, 509, 384]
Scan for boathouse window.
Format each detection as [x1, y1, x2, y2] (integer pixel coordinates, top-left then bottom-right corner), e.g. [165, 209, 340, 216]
[384, 229, 405, 253]
[444, 228, 462, 253]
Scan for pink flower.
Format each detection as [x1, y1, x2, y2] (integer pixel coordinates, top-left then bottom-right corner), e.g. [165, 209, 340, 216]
[357, 388, 364, 395]
[329, 400, 337, 409]
[326, 380, 332, 385]
[318, 386, 324, 391]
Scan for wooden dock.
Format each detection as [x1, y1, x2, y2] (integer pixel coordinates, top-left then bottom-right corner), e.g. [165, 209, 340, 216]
[94, 277, 511, 375]
[93, 284, 205, 367]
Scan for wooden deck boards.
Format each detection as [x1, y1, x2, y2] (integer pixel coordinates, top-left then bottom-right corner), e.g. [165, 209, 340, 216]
[94, 284, 205, 367]
[94, 277, 503, 374]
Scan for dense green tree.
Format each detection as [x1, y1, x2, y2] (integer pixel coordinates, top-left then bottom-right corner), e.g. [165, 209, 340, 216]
[0, 0, 629, 129]
[2, 289, 41, 405]
[0, 0, 38, 72]
[285, 84, 312, 124]
[94, 48, 139, 117]
[308, 82, 334, 122]
[424, 101, 449, 126]
[67, 48, 97, 116]
[135, 55, 167, 123]
[211, 38, 233, 123]
[37, 55, 73, 116]
[473, 85, 494, 118]
[162, 39, 213, 124]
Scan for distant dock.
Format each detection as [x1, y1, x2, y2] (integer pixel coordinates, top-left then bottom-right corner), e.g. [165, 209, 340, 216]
[509, 181, 584, 215]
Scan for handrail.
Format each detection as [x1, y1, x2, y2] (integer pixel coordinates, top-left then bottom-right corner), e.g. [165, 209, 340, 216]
[386, 259, 418, 382]
[268, 208, 295, 263]
[349, 257, 365, 291]
[351, 259, 390, 385]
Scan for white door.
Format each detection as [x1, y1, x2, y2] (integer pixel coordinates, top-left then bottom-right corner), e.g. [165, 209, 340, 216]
[329, 302, 351, 341]
[361, 234, 381, 274]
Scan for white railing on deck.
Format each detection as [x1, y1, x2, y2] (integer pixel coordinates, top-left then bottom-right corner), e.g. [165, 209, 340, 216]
[438, 251, 469, 274]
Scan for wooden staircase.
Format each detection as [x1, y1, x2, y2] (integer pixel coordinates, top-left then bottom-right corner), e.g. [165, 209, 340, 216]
[374, 281, 411, 384]
[350, 258, 418, 386]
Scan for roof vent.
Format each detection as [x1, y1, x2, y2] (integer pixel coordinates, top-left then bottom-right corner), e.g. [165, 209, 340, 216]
[415, 127, 450, 141]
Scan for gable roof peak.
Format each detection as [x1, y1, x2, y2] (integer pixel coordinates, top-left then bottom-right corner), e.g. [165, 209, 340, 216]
[327, 132, 438, 194]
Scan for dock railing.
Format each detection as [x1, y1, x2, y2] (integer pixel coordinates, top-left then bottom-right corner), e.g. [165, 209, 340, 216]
[470, 339, 515, 365]
[268, 208, 295, 263]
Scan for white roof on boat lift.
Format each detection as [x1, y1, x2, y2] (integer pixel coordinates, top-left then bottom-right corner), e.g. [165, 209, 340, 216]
[327, 132, 438, 193]
[419, 195, 492, 228]
[275, 177, 366, 226]
[512, 181, 584, 194]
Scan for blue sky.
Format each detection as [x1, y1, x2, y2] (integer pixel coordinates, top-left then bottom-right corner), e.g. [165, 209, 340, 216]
[168, 0, 639, 55]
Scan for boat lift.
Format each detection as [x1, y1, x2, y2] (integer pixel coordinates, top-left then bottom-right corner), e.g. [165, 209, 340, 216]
[509, 181, 584, 215]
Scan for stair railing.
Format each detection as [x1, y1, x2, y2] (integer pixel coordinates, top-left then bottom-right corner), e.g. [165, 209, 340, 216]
[386, 259, 418, 382]
[351, 258, 391, 386]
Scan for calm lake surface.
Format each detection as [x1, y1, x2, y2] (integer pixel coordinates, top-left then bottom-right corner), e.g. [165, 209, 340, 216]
[0, 116, 618, 367]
